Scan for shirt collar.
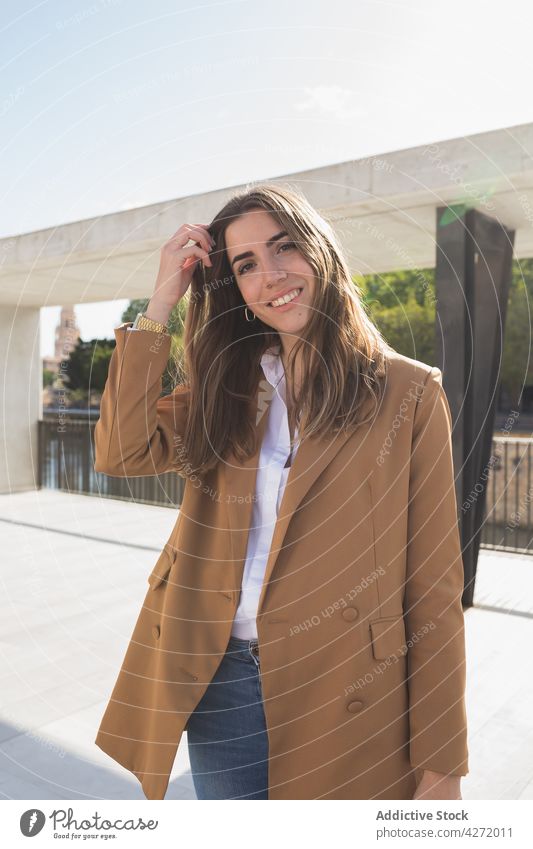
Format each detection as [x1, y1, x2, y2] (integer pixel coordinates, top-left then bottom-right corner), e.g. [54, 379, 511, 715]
[260, 342, 284, 389]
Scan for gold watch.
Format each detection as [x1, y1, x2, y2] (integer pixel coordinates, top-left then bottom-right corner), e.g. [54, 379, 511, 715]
[132, 312, 170, 334]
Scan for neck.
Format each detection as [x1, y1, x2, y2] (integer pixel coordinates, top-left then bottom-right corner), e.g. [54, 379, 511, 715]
[278, 332, 299, 363]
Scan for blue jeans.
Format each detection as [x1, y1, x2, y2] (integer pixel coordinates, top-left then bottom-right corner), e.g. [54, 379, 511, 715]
[185, 635, 269, 799]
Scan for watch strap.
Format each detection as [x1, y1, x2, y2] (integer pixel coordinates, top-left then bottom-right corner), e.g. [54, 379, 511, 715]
[132, 312, 170, 334]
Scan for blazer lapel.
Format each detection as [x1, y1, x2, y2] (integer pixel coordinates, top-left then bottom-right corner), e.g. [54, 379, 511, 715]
[222, 367, 373, 614]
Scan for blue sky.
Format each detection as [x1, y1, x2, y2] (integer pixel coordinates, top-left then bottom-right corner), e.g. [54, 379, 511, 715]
[2, 0, 532, 355]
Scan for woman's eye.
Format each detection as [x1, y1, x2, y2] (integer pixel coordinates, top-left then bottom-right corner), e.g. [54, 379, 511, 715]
[238, 261, 254, 275]
[237, 241, 295, 275]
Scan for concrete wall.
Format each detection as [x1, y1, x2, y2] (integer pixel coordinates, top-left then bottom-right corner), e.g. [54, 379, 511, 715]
[0, 306, 41, 493]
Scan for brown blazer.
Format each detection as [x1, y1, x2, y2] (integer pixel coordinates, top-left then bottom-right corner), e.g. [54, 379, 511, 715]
[93, 322, 469, 800]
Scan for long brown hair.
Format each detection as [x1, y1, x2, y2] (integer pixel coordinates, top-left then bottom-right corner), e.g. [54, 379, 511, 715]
[171, 182, 393, 476]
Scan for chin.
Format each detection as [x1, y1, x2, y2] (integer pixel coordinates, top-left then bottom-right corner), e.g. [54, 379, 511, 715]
[259, 304, 310, 333]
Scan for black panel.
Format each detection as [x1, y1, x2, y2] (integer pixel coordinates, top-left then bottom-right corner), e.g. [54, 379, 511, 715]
[435, 206, 514, 607]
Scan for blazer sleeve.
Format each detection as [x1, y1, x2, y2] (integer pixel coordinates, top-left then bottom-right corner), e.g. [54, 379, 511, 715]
[403, 365, 469, 777]
[93, 322, 190, 477]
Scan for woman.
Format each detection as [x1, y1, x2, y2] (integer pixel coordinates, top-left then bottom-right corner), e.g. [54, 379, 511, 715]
[94, 183, 468, 801]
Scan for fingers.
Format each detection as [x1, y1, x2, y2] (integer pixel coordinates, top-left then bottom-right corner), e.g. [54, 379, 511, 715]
[169, 223, 214, 254]
[181, 244, 213, 267]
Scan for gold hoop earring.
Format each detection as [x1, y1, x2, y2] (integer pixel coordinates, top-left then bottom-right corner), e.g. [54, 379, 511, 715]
[244, 306, 256, 322]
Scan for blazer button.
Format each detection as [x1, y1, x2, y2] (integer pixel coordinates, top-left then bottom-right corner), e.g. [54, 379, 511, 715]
[342, 606, 359, 621]
[347, 700, 363, 713]
[152, 624, 160, 639]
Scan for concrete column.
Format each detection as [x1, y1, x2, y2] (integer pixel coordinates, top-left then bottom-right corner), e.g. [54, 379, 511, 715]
[0, 306, 41, 493]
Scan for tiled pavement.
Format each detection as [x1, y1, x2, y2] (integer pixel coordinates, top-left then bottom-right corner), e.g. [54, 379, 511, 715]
[1, 490, 532, 800]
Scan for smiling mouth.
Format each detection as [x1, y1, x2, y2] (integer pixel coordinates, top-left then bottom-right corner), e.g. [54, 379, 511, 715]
[267, 287, 303, 308]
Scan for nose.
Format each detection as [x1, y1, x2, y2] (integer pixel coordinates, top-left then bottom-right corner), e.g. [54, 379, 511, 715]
[261, 258, 287, 287]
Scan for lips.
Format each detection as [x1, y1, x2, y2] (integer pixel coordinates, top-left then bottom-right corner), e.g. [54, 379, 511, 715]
[267, 287, 303, 307]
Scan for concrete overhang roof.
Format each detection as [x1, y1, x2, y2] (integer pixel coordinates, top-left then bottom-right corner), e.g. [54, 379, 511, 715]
[2, 121, 533, 308]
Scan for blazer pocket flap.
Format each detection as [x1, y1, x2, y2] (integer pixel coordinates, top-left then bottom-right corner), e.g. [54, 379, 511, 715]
[147, 544, 175, 590]
[369, 616, 408, 660]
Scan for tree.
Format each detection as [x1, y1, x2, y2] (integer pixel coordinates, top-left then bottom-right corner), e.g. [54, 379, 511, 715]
[354, 268, 437, 364]
[62, 339, 116, 392]
[501, 258, 533, 406]
[43, 368, 55, 387]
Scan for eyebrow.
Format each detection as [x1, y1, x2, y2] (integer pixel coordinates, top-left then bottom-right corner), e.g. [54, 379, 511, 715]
[230, 230, 289, 270]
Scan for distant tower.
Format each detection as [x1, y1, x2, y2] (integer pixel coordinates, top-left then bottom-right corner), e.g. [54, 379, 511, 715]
[43, 306, 81, 378]
[54, 306, 80, 360]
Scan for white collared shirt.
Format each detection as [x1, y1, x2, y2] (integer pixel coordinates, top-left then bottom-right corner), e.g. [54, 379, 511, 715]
[230, 343, 300, 640]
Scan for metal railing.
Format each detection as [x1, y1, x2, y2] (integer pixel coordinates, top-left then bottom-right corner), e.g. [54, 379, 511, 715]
[480, 436, 533, 552]
[38, 416, 185, 507]
[38, 418, 533, 551]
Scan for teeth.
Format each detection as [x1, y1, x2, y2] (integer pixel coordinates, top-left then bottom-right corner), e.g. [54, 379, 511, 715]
[270, 288, 301, 307]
